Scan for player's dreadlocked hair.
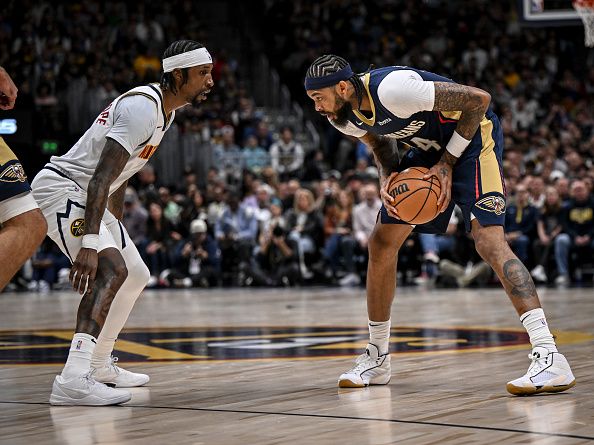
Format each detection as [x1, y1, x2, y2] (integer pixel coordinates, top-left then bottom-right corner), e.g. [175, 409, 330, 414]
[160, 40, 204, 94]
[306, 54, 366, 106]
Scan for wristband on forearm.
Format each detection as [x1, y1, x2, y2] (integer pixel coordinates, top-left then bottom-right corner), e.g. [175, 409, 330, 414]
[81, 234, 99, 251]
[445, 131, 472, 158]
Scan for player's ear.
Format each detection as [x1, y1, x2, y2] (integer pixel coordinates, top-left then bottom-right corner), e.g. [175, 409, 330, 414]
[336, 80, 349, 98]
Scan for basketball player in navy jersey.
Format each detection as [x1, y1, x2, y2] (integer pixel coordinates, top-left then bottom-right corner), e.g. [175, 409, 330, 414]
[305, 55, 574, 395]
[31, 41, 214, 405]
[0, 66, 47, 291]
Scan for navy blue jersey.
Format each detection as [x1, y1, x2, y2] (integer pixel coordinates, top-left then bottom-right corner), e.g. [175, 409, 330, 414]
[346, 66, 498, 165]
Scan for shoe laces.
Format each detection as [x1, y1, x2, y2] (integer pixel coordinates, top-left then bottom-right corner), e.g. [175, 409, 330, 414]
[82, 368, 97, 386]
[350, 350, 382, 373]
[527, 351, 550, 376]
[108, 356, 122, 375]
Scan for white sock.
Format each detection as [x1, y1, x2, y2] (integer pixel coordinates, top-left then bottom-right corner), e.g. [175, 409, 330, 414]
[369, 319, 391, 355]
[520, 308, 557, 353]
[61, 333, 96, 379]
[90, 335, 116, 370]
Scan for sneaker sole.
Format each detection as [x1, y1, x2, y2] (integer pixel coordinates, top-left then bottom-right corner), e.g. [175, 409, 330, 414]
[49, 392, 132, 406]
[338, 376, 391, 388]
[506, 379, 576, 396]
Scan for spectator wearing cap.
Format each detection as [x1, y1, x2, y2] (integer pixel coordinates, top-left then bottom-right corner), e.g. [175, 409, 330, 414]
[554, 180, 594, 286]
[170, 219, 221, 288]
[269, 126, 304, 181]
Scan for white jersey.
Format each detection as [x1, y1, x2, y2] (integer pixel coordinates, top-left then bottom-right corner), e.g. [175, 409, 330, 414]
[34, 84, 175, 199]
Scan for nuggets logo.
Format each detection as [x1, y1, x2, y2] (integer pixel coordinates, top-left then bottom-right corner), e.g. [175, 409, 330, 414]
[0, 163, 27, 183]
[475, 195, 506, 215]
[70, 218, 85, 237]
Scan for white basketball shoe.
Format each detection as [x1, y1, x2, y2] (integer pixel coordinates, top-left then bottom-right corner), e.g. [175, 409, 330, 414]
[338, 344, 391, 388]
[49, 371, 131, 406]
[506, 346, 576, 396]
[93, 356, 150, 388]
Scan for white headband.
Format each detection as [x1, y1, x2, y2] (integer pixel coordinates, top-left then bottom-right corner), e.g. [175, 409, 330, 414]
[162, 48, 212, 73]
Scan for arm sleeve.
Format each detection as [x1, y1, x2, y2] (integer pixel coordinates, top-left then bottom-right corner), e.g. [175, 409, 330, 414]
[328, 118, 367, 138]
[106, 95, 159, 154]
[377, 70, 435, 118]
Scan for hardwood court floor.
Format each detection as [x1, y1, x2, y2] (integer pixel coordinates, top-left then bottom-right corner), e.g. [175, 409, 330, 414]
[0, 286, 593, 445]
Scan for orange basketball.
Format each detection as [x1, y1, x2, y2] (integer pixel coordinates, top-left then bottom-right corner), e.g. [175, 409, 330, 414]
[387, 167, 441, 225]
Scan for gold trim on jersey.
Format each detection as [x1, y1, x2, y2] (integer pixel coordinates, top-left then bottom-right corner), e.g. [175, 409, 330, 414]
[478, 117, 503, 195]
[352, 73, 376, 126]
[440, 111, 462, 120]
[0, 137, 18, 165]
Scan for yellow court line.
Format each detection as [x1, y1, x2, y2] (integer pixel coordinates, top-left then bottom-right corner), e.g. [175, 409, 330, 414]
[35, 331, 205, 360]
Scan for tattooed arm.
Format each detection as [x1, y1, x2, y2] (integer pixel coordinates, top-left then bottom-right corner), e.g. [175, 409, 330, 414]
[359, 132, 401, 217]
[108, 180, 128, 220]
[424, 82, 491, 212]
[69, 138, 130, 294]
[433, 82, 491, 144]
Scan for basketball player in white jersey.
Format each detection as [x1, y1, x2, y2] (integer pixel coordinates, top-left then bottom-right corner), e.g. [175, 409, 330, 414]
[31, 40, 214, 405]
[0, 66, 47, 291]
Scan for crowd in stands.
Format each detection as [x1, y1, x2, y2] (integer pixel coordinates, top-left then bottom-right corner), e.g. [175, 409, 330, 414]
[2, 0, 594, 292]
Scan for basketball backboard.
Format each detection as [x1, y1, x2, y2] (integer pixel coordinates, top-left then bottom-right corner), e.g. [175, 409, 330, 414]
[520, 0, 581, 24]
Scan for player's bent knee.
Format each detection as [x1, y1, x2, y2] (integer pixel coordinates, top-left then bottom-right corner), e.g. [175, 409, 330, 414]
[127, 260, 150, 289]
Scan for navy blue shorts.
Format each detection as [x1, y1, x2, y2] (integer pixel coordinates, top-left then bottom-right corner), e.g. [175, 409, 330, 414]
[381, 116, 506, 234]
[0, 137, 31, 203]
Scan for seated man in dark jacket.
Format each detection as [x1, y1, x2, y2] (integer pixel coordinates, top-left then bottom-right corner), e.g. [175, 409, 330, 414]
[554, 180, 594, 286]
[505, 184, 539, 265]
[171, 219, 221, 287]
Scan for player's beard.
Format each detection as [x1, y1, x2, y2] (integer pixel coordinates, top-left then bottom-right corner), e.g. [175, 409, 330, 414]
[332, 96, 353, 127]
[191, 93, 203, 107]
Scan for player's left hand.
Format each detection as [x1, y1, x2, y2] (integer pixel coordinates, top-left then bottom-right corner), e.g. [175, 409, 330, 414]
[424, 162, 452, 213]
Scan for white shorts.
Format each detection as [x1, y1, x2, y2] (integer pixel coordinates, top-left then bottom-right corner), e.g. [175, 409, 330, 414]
[0, 192, 39, 225]
[31, 170, 131, 263]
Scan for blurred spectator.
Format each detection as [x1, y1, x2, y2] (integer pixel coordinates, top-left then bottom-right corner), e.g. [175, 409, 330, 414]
[269, 126, 304, 181]
[215, 192, 258, 284]
[554, 180, 594, 286]
[122, 187, 148, 246]
[322, 189, 359, 286]
[159, 186, 182, 225]
[28, 239, 70, 292]
[171, 219, 221, 288]
[531, 186, 564, 283]
[249, 224, 300, 286]
[242, 134, 269, 174]
[505, 184, 538, 264]
[144, 202, 181, 286]
[213, 125, 242, 183]
[285, 188, 324, 279]
[180, 189, 208, 235]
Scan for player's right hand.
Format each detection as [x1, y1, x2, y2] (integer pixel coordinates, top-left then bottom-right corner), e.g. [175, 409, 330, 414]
[380, 172, 399, 218]
[0, 67, 18, 110]
[69, 248, 99, 295]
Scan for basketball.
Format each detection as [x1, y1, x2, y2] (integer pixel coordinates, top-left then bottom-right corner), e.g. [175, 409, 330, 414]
[387, 167, 441, 225]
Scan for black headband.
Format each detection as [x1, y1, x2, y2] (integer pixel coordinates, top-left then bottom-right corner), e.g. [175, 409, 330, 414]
[304, 64, 354, 90]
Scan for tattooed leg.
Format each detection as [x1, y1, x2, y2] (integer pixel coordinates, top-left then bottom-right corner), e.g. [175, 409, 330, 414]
[470, 220, 540, 315]
[76, 248, 128, 337]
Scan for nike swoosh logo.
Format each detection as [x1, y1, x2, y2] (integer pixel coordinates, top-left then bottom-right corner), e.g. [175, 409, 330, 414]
[356, 121, 363, 126]
[156, 126, 163, 129]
